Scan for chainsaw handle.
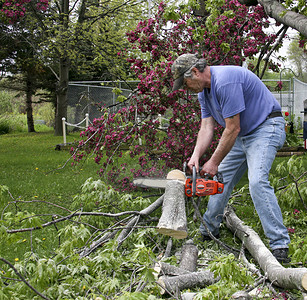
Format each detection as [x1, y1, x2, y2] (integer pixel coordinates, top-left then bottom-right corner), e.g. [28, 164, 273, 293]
[192, 165, 197, 196]
[202, 171, 224, 184]
[216, 172, 224, 183]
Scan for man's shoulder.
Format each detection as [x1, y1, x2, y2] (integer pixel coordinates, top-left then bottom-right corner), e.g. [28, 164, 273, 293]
[211, 65, 247, 74]
[211, 65, 253, 87]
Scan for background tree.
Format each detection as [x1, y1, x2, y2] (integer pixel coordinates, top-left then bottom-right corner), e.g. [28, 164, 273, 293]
[287, 35, 307, 82]
[0, 0, 146, 135]
[0, 1, 52, 132]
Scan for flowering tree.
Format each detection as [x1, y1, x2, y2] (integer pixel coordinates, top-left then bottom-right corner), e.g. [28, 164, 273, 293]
[75, 0, 281, 190]
[0, 0, 48, 22]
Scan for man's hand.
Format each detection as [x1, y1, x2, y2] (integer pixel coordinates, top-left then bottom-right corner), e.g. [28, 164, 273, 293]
[187, 156, 200, 174]
[200, 159, 218, 177]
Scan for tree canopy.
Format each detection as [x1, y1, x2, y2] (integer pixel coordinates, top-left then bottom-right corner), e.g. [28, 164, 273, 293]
[0, 0, 147, 134]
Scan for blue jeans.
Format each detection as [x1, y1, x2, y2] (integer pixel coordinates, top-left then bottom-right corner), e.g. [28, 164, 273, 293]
[200, 117, 290, 250]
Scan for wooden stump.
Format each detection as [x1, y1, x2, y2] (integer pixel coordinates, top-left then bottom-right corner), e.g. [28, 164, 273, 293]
[156, 173, 187, 239]
[179, 240, 198, 272]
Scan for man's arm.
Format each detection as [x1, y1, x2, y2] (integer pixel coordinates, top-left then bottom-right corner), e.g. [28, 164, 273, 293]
[200, 113, 241, 176]
[188, 116, 215, 172]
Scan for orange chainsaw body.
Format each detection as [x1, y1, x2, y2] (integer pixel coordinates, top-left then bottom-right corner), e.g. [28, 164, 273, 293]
[185, 178, 224, 197]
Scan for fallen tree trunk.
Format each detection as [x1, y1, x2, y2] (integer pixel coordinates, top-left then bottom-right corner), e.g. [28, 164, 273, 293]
[224, 205, 307, 292]
[157, 271, 218, 295]
[154, 261, 191, 276]
[179, 240, 198, 272]
[156, 180, 188, 239]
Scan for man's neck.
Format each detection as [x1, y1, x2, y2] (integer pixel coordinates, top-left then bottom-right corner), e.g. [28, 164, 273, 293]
[202, 66, 211, 89]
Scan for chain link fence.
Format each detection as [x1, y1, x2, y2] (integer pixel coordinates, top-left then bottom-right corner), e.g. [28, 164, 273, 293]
[67, 81, 138, 125]
[293, 78, 307, 126]
[67, 78, 307, 128]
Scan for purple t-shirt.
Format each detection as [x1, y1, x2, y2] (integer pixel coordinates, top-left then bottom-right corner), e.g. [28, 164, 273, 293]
[198, 66, 281, 136]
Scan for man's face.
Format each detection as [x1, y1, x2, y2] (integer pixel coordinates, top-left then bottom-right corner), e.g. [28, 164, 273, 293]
[182, 67, 209, 93]
[183, 76, 204, 93]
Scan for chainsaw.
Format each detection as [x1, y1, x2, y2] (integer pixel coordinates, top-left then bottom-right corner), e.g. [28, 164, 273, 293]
[184, 164, 224, 197]
[133, 163, 224, 197]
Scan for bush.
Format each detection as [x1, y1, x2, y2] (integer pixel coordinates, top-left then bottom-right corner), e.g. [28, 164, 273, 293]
[0, 90, 14, 114]
[0, 117, 11, 134]
[0, 114, 27, 134]
[33, 102, 55, 127]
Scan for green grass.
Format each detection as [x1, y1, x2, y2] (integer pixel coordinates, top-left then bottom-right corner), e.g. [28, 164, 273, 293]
[0, 130, 99, 260]
[0, 130, 98, 203]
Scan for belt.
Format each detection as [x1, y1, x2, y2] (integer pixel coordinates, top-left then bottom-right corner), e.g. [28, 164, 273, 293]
[266, 111, 282, 120]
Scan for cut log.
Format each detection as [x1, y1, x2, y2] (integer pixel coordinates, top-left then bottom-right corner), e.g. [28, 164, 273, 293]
[224, 205, 307, 292]
[276, 151, 305, 157]
[154, 261, 191, 277]
[156, 179, 187, 239]
[157, 271, 218, 295]
[179, 240, 198, 272]
[163, 238, 173, 259]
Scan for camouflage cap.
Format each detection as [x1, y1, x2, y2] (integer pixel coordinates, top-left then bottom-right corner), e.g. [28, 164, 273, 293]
[171, 54, 199, 91]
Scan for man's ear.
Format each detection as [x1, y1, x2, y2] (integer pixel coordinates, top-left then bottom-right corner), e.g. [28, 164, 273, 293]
[191, 67, 199, 77]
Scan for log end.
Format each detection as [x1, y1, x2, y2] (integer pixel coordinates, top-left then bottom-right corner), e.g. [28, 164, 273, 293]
[302, 272, 307, 291]
[157, 277, 166, 295]
[156, 227, 188, 239]
[166, 169, 186, 181]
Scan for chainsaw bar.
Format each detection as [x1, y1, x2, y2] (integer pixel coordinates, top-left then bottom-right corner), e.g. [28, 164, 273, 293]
[133, 169, 186, 189]
[132, 178, 171, 189]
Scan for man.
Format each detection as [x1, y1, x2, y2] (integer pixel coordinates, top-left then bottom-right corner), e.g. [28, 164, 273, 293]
[171, 53, 291, 263]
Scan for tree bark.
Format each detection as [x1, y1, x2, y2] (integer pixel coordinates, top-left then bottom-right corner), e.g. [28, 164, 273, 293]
[154, 261, 191, 277]
[54, 0, 70, 136]
[156, 180, 188, 239]
[179, 240, 198, 272]
[26, 74, 35, 132]
[237, 0, 307, 38]
[163, 238, 173, 259]
[55, 58, 69, 136]
[157, 271, 218, 295]
[224, 205, 307, 292]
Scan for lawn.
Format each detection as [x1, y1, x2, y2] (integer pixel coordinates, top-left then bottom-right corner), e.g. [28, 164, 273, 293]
[0, 130, 99, 260]
[0, 130, 98, 204]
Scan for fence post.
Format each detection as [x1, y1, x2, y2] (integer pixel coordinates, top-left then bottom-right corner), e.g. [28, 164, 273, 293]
[158, 114, 162, 129]
[85, 113, 89, 128]
[137, 117, 142, 145]
[304, 99, 307, 150]
[62, 117, 67, 145]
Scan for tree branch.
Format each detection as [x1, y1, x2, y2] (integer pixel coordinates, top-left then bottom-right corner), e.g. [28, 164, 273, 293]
[238, 0, 307, 37]
[0, 257, 51, 300]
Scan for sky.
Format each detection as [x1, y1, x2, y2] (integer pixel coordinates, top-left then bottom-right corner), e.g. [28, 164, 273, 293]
[267, 24, 299, 70]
